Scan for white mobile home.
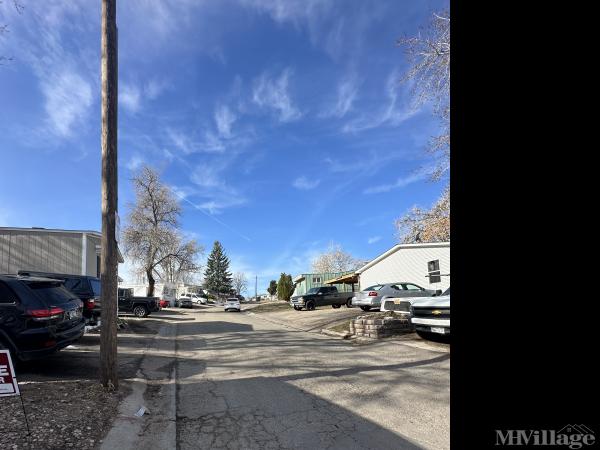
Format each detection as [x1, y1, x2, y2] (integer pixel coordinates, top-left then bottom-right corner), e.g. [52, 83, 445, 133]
[0, 227, 124, 277]
[356, 242, 450, 292]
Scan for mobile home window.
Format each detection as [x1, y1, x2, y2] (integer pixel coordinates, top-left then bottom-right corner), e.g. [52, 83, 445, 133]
[312, 277, 321, 283]
[428, 260, 441, 283]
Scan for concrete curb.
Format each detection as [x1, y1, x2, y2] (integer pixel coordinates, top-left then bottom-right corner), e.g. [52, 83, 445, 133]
[100, 322, 177, 450]
[320, 329, 351, 339]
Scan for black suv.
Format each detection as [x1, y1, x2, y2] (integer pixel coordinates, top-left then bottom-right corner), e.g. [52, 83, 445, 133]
[18, 271, 101, 325]
[0, 275, 85, 361]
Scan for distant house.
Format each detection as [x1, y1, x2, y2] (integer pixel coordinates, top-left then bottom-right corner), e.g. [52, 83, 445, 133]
[0, 227, 124, 277]
[292, 271, 357, 297]
[355, 242, 450, 292]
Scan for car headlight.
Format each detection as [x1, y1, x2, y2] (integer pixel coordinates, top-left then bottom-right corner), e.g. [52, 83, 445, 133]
[298, 297, 304, 301]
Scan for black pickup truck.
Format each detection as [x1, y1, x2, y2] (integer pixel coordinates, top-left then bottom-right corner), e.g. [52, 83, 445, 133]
[118, 288, 160, 318]
[290, 286, 355, 311]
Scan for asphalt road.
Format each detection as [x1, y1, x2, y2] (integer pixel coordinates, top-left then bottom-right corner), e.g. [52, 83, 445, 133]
[171, 306, 449, 450]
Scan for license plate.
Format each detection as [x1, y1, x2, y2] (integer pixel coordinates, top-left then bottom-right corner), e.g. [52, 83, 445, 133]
[394, 299, 402, 304]
[430, 327, 446, 334]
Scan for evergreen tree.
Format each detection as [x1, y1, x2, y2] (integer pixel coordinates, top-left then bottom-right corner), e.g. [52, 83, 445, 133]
[276, 273, 294, 301]
[203, 241, 233, 298]
[267, 280, 278, 296]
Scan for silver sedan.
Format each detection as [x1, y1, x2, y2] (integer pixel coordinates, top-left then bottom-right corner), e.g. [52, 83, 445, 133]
[351, 282, 436, 311]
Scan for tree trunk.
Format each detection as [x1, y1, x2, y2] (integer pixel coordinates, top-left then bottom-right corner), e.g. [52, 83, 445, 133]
[99, 0, 118, 391]
[147, 269, 155, 297]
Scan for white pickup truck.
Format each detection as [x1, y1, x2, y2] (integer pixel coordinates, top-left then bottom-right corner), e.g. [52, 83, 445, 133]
[410, 287, 450, 336]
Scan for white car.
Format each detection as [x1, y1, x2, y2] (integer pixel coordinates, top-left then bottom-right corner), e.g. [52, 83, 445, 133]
[180, 293, 207, 305]
[224, 298, 241, 312]
[410, 287, 450, 336]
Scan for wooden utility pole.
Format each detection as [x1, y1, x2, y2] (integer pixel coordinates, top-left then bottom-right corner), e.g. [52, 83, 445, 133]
[100, 0, 119, 390]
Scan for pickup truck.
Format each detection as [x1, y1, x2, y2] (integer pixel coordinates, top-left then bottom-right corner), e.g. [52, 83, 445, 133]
[290, 286, 355, 311]
[117, 288, 160, 318]
[410, 287, 450, 336]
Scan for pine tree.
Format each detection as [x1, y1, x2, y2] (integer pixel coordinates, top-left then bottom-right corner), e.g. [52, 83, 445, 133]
[267, 280, 278, 296]
[276, 273, 294, 301]
[203, 241, 233, 298]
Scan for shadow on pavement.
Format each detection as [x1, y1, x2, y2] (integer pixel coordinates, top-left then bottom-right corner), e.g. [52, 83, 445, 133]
[176, 375, 426, 450]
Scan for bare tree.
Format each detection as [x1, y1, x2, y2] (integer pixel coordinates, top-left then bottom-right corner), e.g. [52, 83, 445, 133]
[398, 9, 450, 180]
[395, 10, 450, 243]
[311, 242, 365, 273]
[123, 166, 200, 296]
[232, 272, 248, 296]
[395, 186, 449, 243]
[0, 1, 24, 65]
[157, 232, 204, 284]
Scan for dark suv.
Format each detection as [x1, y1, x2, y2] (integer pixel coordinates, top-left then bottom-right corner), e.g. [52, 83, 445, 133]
[18, 271, 101, 325]
[0, 275, 85, 361]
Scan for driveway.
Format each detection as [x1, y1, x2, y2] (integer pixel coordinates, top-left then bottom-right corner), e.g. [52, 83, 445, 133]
[246, 301, 365, 332]
[101, 306, 450, 450]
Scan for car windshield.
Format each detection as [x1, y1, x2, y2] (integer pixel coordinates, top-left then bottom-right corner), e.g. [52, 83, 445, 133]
[306, 288, 321, 294]
[28, 282, 77, 306]
[363, 285, 384, 291]
[442, 287, 450, 296]
[90, 279, 101, 297]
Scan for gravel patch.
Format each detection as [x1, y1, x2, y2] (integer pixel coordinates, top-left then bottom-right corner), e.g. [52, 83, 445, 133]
[1, 380, 128, 450]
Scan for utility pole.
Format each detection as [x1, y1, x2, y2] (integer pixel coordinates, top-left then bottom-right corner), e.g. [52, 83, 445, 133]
[100, 0, 119, 390]
[255, 275, 257, 301]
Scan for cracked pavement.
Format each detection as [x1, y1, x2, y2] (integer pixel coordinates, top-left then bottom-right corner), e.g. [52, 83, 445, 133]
[172, 307, 449, 449]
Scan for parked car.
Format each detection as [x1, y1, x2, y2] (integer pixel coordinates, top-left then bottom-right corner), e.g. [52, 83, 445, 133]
[177, 296, 193, 308]
[158, 298, 170, 309]
[0, 275, 85, 361]
[117, 288, 159, 318]
[179, 293, 207, 305]
[224, 298, 241, 312]
[410, 287, 450, 336]
[18, 270, 101, 325]
[290, 286, 355, 311]
[352, 282, 436, 312]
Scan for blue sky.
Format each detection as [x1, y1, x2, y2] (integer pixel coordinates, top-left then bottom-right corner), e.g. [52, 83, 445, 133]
[0, 0, 448, 293]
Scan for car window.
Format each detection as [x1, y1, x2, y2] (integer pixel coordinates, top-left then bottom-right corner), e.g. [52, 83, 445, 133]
[27, 282, 78, 306]
[402, 283, 422, 291]
[363, 285, 384, 291]
[442, 287, 450, 296]
[307, 288, 320, 294]
[64, 278, 83, 292]
[0, 281, 18, 304]
[388, 285, 402, 290]
[90, 279, 101, 297]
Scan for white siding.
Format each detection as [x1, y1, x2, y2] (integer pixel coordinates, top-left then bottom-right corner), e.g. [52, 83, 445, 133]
[359, 244, 450, 292]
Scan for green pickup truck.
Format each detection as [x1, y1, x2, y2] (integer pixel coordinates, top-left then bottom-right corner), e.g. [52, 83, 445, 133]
[290, 286, 355, 311]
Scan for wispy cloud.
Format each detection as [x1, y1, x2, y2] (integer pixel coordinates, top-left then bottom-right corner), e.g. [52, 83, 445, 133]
[126, 154, 145, 171]
[321, 75, 359, 118]
[367, 236, 381, 244]
[252, 69, 302, 122]
[42, 70, 93, 138]
[144, 78, 170, 100]
[364, 165, 433, 194]
[292, 176, 320, 190]
[214, 104, 237, 138]
[342, 70, 419, 133]
[120, 83, 142, 113]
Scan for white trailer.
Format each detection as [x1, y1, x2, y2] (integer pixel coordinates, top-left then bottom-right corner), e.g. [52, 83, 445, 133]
[356, 242, 450, 293]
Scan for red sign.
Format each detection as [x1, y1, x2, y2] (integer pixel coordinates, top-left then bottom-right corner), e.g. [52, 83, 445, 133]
[0, 350, 20, 397]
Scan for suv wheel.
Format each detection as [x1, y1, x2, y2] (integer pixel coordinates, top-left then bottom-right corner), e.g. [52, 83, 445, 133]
[133, 305, 149, 318]
[306, 301, 315, 311]
[360, 306, 371, 311]
[332, 304, 341, 309]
